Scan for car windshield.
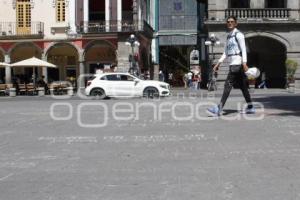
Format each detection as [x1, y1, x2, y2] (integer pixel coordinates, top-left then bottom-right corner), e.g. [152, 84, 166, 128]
[88, 75, 96, 81]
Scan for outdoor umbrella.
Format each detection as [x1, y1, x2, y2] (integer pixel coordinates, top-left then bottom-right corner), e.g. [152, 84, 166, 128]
[0, 62, 9, 67]
[10, 57, 57, 84]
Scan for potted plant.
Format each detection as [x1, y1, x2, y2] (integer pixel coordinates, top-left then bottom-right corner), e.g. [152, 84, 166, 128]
[285, 59, 298, 92]
[286, 59, 298, 83]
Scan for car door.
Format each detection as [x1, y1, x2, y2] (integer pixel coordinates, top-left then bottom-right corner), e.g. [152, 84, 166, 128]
[117, 74, 139, 97]
[103, 74, 121, 96]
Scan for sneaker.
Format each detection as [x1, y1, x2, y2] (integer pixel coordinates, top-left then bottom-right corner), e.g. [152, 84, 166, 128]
[207, 106, 222, 116]
[245, 107, 256, 114]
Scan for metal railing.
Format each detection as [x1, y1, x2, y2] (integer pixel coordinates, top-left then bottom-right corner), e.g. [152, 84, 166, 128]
[0, 21, 44, 37]
[225, 8, 290, 19]
[77, 20, 153, 34]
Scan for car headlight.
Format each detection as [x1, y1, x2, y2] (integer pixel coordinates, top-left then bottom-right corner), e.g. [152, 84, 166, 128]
[159, 84, 168, 89]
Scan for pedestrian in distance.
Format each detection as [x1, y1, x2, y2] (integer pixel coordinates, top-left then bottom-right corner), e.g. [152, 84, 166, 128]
[183, 73, 188, 88]
[187, 71, 193, 88]
[207, 15, 255, 116]
[197, 72, 202, 90]
[37, 75, 49, 94]
[192, 73, 200, 90]
[258, 71, 267, 89]
[159, 70, 165, 82]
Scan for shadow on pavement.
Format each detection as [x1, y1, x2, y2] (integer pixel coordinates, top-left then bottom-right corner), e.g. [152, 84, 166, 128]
[222, 109, 238, 116]
[253, 95, 300, 117]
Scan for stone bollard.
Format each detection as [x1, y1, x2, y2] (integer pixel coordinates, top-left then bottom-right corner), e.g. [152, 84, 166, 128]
[37, 87, 45, 96]
[67, 87, 74, 96]
[288, 83, 295, 93]
[249, 84, 255, 94]
[9, 88, 16, 97]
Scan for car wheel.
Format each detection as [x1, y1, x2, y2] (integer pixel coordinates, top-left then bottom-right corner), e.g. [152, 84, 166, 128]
[143, 87, 159, 98]
[90, 88, 106, 99]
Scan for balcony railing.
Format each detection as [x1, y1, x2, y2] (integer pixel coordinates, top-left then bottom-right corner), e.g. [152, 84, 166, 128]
[225, 8, 290, 19]
[78, 20, 153, 35]
[0, 21, 44, 39]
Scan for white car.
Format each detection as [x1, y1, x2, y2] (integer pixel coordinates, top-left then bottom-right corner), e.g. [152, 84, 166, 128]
[85, 73, 170, 98]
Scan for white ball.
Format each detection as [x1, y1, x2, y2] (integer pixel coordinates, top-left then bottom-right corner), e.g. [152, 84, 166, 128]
[245, 67, 260, 79]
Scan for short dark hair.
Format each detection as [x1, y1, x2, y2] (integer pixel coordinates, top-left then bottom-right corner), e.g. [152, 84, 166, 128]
[226, 15, 237, 22]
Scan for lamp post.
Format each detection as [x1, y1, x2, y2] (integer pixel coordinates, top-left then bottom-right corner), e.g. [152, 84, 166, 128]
[205, 33, 220, 91]
[125, 34, 140, 76]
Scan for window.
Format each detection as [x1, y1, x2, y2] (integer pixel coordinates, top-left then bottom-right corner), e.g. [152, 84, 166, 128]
[105, 75, 120, 81]
[122, 0, 133, 21]
[120, 75, 134, 81]
[56, 0, 66, 22]
[16, 0, 31, 34]
[228, 0, 250, 8]
[265, 0, 286, 8]
[89, 0, 105, 21]
[100, 76, 107, 80]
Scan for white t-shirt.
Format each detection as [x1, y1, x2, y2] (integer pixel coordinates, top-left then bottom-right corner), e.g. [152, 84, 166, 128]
[187, 72, 193, 80]
[218, 28, 247, 66]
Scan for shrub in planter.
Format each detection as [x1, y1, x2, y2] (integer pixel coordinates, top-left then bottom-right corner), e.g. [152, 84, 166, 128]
[286, 59, 298, 84]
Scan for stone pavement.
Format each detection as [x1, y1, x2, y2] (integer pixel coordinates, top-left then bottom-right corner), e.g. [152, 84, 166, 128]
[0, 89, 300, 200]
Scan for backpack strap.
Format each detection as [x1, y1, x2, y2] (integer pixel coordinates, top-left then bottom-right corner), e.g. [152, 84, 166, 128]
[234, 31, 242, 53]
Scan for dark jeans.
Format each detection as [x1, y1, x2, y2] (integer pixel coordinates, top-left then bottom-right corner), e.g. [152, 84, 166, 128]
[219, 66, 253, 109]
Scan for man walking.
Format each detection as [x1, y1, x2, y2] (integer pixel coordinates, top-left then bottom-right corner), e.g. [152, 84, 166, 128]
[207, 16, 255, 116]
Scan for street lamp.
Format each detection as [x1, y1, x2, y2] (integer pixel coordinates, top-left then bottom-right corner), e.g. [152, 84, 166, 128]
[125, 34, 140, 76]
[205, 33, 220, 91]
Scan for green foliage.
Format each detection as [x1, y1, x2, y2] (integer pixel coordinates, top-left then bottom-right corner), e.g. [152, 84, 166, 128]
[286, 59, 298, 80]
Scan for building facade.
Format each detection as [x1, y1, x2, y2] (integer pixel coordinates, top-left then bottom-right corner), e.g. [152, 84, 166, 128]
[205, 0, 300, 88]
[156, 0, 206, 86]
[0, 0, 153, 85]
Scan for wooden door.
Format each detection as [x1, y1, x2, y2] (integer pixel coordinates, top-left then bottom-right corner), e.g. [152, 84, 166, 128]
[17, 0, 31, 35]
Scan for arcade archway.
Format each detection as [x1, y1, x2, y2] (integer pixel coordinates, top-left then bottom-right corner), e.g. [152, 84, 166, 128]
[46, 43, 79, 82]
[9, 42, 42, 83]
[84, 40, 116, 74]
[246, 36, 287, 88]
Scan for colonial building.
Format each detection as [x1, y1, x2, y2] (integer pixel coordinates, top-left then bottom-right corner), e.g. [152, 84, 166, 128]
[205, 0, 300, 88]
[0, 0, 153, 85]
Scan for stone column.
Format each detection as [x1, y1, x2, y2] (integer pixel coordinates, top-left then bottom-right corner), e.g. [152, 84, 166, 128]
[41, 54, 48, 83]
[4, 54, 11, 84]
[83, 0, 89, 33]
[116, 41, 131, 72]
[208, 0, 217, 20]
[68, 0, 77, 34]
[105, 0, 110, 32]
[153, 64, 159, 81]
[287, 0, 299, 19]
[217, 0, 228, 20]
[78, 51, 86, 90]
[117, 0, 122, 31]
[133, 0, 138, 30]
[138, 0, 142, 30]
[151, 0, 159, 80]
[151, 39, 159, 68]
